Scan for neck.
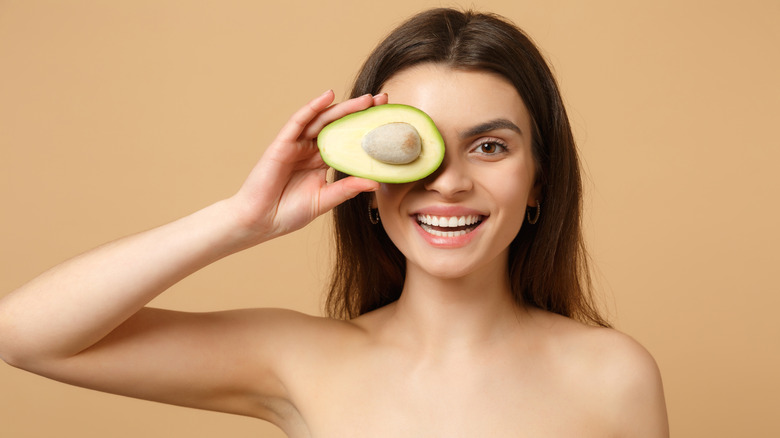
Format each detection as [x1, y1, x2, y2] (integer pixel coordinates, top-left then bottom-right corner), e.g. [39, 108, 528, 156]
[385, 254, 525, 354]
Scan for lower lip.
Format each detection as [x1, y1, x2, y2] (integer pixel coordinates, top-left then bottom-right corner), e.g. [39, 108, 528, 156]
[413, 217, 484, 248]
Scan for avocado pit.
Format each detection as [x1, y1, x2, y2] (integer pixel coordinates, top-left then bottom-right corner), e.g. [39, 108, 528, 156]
[361, 122, 421, 164]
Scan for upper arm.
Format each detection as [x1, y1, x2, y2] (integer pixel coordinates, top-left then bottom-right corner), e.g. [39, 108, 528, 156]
[16, 307, 311, 421]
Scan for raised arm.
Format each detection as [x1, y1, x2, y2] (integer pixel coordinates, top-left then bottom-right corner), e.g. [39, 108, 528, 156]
[0, 90, 385, 420]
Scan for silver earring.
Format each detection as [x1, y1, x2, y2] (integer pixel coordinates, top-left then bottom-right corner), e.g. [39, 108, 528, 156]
[368, 205, 380, 225]
[527, 201, 540, 225]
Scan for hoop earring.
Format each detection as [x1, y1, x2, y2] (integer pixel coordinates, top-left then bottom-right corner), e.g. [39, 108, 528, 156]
[527, 201, 541, 225]
[368, 205, 380, 225]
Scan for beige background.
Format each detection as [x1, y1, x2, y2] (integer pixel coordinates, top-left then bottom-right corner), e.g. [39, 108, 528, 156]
[1, 0, 778, 436]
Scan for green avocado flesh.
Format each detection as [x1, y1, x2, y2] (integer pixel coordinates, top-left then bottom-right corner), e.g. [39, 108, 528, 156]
[317, 104, 445, 183]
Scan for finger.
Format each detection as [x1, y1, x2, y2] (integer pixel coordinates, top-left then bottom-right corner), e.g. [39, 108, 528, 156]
[302, 93, 388, 139]
[275, 90, 336, 142]
[372, 92, 389, 106]
[300, 93, 375, 139]
[317, 176, 379, 214]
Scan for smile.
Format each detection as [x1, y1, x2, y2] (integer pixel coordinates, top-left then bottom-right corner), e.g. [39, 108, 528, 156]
[416, 214, 484, 237]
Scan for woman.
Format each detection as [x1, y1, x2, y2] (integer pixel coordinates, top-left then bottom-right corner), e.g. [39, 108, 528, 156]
[0, 8, 668, 437]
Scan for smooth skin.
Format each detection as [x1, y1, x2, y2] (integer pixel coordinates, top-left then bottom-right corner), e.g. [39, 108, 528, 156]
[0, 65, 668, 437]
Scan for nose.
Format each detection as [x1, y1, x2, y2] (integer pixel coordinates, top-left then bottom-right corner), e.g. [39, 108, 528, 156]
[422, 150, 473, 198]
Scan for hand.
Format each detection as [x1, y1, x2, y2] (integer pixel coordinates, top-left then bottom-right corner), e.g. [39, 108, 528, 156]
[230, 90, 386, 244]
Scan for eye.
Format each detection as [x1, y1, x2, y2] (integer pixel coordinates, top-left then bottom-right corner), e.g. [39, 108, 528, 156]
[472, 139, 508, 156]
[478, 142, 500, 154]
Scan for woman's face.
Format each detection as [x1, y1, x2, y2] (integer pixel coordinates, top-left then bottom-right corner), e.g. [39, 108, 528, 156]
[375, 64, 539, 280]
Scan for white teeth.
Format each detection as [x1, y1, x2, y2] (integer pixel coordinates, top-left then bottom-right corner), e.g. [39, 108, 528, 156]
[418, 224, 469, 237]
[416, 214, 484, 238]
[416, 214, 483, 228]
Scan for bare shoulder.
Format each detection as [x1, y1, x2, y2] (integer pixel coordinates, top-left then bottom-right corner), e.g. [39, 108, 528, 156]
[240, 307, 370, 366]
[591, 328, 669, 437]
[232, 307, 364, 352]
[528, 309, 670, 437]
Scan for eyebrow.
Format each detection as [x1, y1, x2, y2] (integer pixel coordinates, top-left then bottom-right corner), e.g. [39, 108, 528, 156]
[460, 118, 524, 139]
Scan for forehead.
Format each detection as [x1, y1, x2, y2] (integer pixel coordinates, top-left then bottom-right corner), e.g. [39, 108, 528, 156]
[379, 64, 531, 135]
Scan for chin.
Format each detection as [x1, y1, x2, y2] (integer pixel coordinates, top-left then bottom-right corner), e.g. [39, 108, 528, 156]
[409, 258, 487, 281]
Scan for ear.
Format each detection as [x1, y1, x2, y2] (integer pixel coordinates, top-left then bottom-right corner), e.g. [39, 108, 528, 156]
[369, 192, 378, 209]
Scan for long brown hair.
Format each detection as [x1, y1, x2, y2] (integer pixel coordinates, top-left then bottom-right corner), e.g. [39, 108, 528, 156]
[326, 8, 609, 327]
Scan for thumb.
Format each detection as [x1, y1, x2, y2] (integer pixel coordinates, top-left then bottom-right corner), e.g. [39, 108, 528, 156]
[318, 177, 380, 214]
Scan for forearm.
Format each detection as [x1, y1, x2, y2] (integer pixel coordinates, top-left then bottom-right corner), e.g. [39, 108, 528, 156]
[0, 197, 253, 365]
[0, 90, 383, 369]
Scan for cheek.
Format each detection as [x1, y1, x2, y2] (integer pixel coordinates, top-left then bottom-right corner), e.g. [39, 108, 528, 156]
[481, 164, 534, 224]
[375, 183, 415, 229]
[497, 186, 530, 226]
[376, 183, 411, 208]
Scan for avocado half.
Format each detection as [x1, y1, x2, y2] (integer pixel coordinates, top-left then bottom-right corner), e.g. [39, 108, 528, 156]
[317, 104, 445, 183]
